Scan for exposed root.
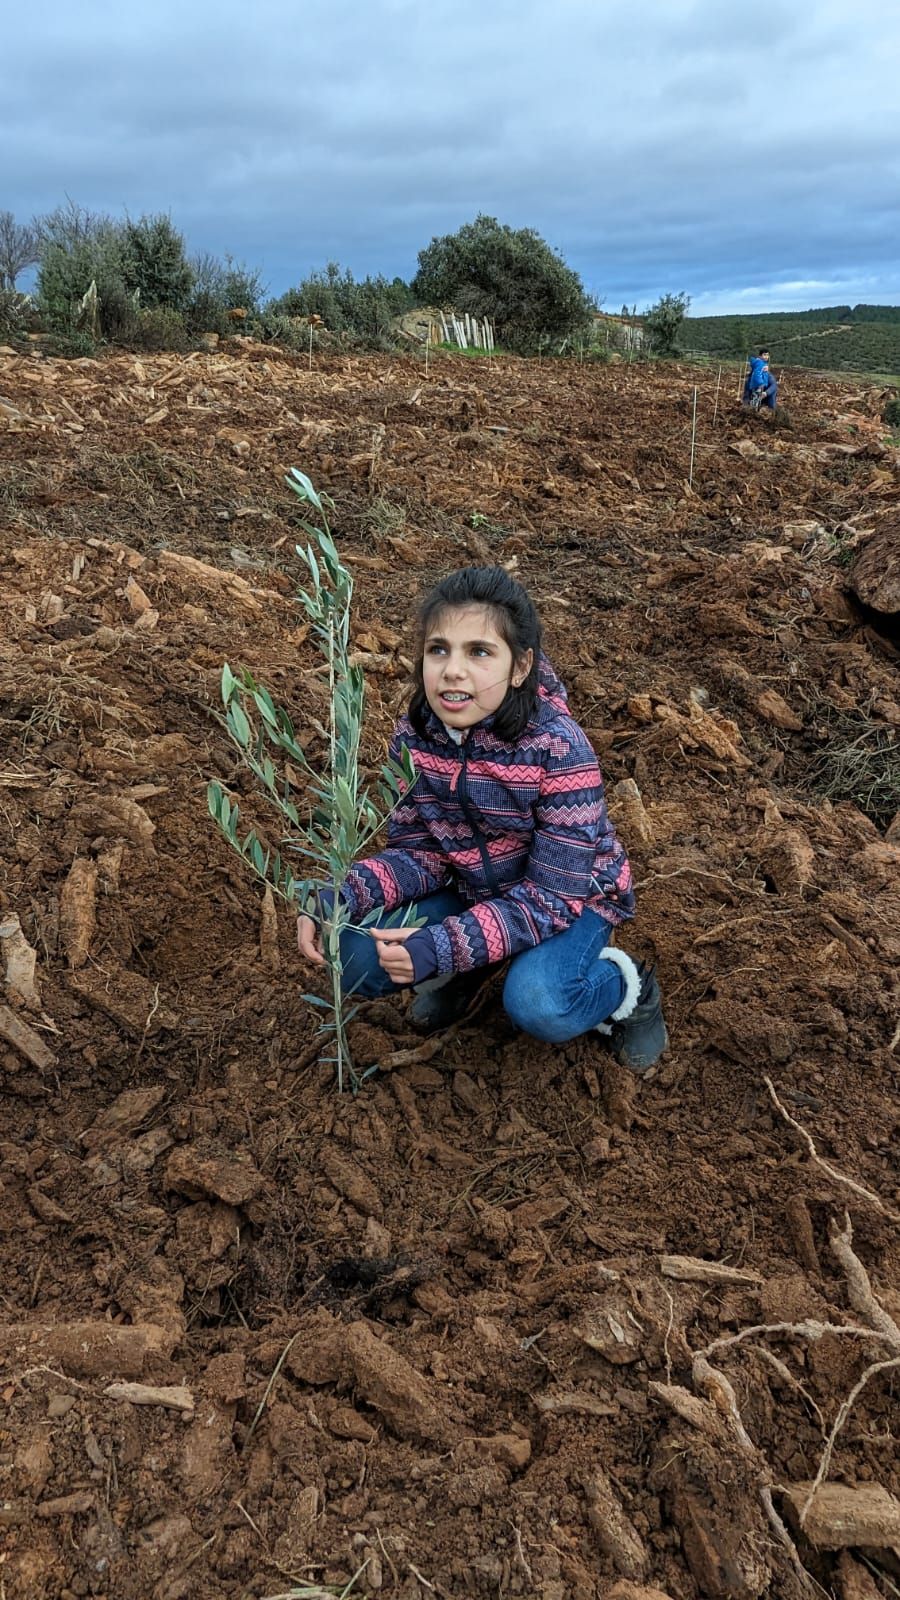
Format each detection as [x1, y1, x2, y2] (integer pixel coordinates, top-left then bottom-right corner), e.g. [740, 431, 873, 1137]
[666, 1198, 900, 1594]
[800, 1355, 900, 1526]
[652, 1362, 817, 1596]
[699, 1320, 890, 1359]
[376, 1024, 460, 1071]
[790, 1213, 900, 1524]
[828, 1213, 900, 1351]
[745, 1345, 825, 1430]
[764, 1076, 900, 1223]
[692, 1355, 817, 1597]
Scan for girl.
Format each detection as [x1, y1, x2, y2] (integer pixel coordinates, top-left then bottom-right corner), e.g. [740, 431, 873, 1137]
[297, 566, 667, 1073]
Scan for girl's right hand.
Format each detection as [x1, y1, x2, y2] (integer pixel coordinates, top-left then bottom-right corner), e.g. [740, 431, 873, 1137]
[296, 914, 326, 966]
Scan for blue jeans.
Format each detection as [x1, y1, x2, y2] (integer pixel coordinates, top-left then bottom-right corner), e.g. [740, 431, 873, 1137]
[339, 890, 626, 1045]
[745, 376, 778, 409]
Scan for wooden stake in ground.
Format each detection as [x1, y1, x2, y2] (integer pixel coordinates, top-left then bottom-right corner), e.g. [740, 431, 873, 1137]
[688, 385, 698, 487]
[712, 364, 722, 426]
[308, 322, 313, 372]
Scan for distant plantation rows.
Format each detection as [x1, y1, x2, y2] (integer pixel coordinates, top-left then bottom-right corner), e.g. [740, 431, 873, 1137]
[682, 306, 900, 377]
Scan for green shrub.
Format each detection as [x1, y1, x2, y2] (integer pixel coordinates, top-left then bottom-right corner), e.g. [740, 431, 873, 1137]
[121, 214, 193, 311]
[37, 203, 196, 343]
[252, 309, 308, 349]
[43, 329, 98, 359]
[186, 251, 265, 337]
[130, 305, 189, 351]
[37, 206, 129, 337]
[412, 214, 593, 354]
[643, 291, 691, 356]
[0, 288, 29, 337]
[269, 263, 413, 345]
[882, 395, 900, 428]
[220, 257, 264, 314]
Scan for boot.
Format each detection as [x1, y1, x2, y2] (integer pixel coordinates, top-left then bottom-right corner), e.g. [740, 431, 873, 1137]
[596, 948, 668, 1075]
[408, 969, 490, 1034]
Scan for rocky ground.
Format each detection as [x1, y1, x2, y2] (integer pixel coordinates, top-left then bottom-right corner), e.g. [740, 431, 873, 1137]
[0, 341, 898, 1600]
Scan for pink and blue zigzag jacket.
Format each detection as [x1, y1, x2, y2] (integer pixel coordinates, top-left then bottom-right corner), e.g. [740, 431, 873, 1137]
[342, 656, 635, 983]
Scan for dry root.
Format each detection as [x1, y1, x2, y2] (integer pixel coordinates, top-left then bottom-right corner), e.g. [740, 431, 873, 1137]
[656, 1190, 900, 1595]
[764, 1076, 900, 1223]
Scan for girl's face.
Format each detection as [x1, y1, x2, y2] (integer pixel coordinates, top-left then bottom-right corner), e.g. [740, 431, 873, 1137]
[422, 604, 533, 731]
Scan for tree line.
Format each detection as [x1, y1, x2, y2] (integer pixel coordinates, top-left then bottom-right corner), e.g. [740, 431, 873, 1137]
[0, 203, 690, 359]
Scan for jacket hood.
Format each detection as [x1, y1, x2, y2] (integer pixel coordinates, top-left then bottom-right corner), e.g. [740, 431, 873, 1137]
[537, 652, 570, 714]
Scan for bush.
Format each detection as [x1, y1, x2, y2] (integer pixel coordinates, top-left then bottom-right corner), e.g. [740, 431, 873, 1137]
[412, 214, 593, 354]
[185, 251, 265, 338]
[37, 204, 130, 338]
[130, 305, 189, 351]
[0, 287, 29, 337]
[643, 291, 691, 356]
[43, 329, 99, 359]
[882, 394, 900, 428]
[252, 310, 308, 349]
[269, 264, 414, 345]
[37, 203, 197, 346]
[121, 214, 193, 311]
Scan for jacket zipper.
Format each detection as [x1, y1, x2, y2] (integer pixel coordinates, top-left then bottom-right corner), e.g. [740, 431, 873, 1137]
[456, 740, 500, 895]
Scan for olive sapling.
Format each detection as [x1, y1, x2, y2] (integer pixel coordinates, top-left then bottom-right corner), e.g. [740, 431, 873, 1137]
[208, 468, 416, 1089]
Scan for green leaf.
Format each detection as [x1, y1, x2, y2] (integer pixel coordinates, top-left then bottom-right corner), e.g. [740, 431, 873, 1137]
[285, 467, 323, 512]
[317, 531, 343, 586]
[400, 744, 417, 785]
[221, 663, 237, 704]
[227, 702, 252, 748]
[252, 686, 279, 726]
[301, 993, 334, 1010]
[333, 776, 357, 827]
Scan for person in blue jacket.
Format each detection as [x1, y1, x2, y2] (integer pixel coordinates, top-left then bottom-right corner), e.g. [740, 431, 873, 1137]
[743, 347, 778, 410]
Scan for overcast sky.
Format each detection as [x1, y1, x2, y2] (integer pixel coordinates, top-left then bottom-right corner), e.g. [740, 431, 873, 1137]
[4, 0, 899, 314]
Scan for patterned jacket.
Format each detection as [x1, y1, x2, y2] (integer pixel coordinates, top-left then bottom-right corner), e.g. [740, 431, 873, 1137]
[342, 657, 635, 981]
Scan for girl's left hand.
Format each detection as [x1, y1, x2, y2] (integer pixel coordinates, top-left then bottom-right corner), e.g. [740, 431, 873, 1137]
[370, 927, 415, 985]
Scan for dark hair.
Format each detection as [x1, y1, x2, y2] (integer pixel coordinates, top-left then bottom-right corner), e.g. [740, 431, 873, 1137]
[408, 566, 542, 741]
[759, 346, 770, 356]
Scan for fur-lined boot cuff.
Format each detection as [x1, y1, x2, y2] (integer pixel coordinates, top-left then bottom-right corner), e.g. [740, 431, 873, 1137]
[598, 947, 642, 1021]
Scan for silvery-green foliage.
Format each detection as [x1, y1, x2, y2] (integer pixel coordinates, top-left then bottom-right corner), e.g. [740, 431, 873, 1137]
[207, 468, 415, 1089]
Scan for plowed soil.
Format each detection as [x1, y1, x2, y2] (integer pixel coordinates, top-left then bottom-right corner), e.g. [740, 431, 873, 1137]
[1, 342, 898, 1600]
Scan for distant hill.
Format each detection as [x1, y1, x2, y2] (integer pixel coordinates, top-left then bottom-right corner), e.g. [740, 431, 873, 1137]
[681, 304, 900, 377]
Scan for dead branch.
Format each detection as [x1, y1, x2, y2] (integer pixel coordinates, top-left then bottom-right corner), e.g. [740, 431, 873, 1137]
[764, 1077, 900, 1223]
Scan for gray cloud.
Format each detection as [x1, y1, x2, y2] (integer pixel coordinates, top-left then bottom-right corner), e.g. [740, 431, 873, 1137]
[3, 0, 899, 313]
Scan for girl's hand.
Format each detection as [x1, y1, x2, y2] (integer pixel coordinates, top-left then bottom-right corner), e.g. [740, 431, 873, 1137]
[297, 914, 325, 966]
[370, 926, 415, 985]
